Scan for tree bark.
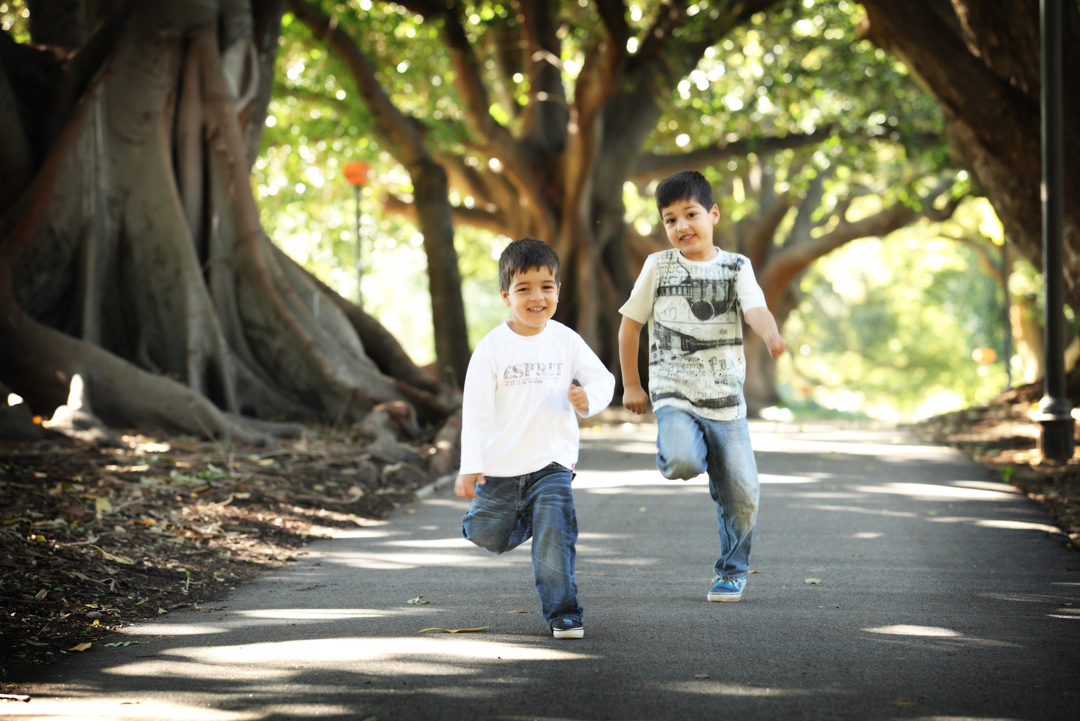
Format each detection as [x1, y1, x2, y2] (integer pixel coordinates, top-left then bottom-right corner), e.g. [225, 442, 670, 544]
[860, 0, 1080, 313]
[0, 0, 452, 442]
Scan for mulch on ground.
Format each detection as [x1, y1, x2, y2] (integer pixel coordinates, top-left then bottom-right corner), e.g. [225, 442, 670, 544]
[0, 425, 443, 687]
[910, 384, 1080, 550]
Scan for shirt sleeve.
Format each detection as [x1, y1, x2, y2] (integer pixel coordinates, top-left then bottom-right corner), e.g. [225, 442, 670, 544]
[735, 256, 767, 312]
[618, 253, 659, 324]
[572, 334, 616, 419]
[458, 339, 497, 475]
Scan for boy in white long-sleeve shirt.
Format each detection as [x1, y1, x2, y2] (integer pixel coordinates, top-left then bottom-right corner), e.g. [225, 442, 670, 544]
[455, 237, 615, 639]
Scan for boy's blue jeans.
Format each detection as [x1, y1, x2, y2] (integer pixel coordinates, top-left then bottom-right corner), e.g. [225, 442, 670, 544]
[461, 462, 581, 628]
[655, 406, 760, 581]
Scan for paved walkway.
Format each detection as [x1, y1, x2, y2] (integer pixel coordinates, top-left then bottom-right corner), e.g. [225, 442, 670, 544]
[9, 424, 1080, 720]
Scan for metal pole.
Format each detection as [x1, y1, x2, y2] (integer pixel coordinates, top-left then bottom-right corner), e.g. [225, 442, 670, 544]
[354, 184, 363, 305]
[1003, 242, 1012, 391]
[1037, 0, 1074, 460]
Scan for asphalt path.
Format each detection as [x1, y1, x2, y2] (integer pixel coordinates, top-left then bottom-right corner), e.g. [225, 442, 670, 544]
[9, 423, 1080, 721]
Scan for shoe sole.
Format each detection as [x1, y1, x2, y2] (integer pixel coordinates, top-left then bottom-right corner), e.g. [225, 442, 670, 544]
[707, 592, 742, 602]
[552, 628, 584, 639]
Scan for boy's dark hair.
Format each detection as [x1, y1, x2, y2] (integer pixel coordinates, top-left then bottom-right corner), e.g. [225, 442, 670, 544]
[499, 237, 560, 292]
[655, 170, 716, 214]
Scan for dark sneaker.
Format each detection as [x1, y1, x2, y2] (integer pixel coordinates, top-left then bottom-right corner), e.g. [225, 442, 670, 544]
[551, 617, 584, 639]
[707, 576, 745, 602]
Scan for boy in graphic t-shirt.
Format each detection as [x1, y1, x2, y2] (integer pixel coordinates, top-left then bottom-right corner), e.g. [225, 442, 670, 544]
[618, 170, 785, 603]
[456, 237, 615, 639]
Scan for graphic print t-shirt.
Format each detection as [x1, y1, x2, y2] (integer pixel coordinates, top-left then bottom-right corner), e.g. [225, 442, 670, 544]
[619, 248, 766, 421]
[458, 320, 615, 477]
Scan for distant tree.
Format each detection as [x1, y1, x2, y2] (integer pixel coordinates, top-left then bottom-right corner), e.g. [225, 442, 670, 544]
[0, 1, 454, 442]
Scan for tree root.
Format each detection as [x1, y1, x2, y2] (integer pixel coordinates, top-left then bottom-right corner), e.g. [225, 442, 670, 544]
[0, 299, 275, 446]
[41, 373, 122, 447]
[0, 380, 45, 441]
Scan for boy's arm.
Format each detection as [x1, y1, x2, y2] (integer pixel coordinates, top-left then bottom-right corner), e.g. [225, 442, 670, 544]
[744, 306, 786, 359]
[618, 316, 649, 414]
[455, 344, 495, 498]
[617, 254, 657, 415]
[571, 337, 616, 418]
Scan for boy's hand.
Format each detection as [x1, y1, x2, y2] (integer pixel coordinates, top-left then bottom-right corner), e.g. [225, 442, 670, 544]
[455, 473, 485, 499]
[568, 385, 590, 414]
[764, 331, 786, 360]
[623, 385, 649, 414]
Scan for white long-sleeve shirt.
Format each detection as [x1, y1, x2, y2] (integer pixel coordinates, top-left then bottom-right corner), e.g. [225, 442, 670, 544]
[459, 320, 615, 477]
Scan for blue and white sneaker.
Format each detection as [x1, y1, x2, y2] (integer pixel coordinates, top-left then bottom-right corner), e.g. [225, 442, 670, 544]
[707, 576, 745, 602]
[551, 617, 584, 639]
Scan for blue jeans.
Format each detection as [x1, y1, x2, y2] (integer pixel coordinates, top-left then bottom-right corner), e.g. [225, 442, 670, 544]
[461, 463, 581, 627]
[655, 407, 759, 581]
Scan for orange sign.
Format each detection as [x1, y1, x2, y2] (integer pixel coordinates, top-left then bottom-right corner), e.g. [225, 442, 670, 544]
[343, 161, 369, 186]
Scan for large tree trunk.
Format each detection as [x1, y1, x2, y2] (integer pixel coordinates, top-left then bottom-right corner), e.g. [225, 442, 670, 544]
[0, 0, 454, 443]
[860, 0, 1080, 312]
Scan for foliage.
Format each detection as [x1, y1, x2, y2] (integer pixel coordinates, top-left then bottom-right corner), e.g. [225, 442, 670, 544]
[781, 208, 1016, 420]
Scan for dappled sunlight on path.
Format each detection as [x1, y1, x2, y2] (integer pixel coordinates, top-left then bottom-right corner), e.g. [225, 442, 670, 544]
[9, 425, 1080, 720]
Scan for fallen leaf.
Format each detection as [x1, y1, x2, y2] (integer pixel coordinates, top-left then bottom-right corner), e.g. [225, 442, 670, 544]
[407, 595, 430, 605]
[804, 578, 822, 585]
[119, 700, 141, 705]
[103, 641, 150, 647]
[90, 545, 134, 565]
[69, 643, 91, 652]
[894, 698, 916, 706]
[69, 572, 91, 581]
[33, 589, 47, 601]
[418, 627, 489, 634]
[693, 674, 710, 679]
[95, 497, 113, 516]
[749, 570, 760, 574]
[508, 609, 529, 614]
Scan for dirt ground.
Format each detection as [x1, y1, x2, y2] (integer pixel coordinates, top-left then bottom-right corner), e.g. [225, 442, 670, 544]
[0, 424, 444, 688]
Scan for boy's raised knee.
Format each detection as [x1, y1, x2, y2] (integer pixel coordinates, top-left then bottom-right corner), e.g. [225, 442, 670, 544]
[462, 523, 510, 554]
[658, 456, 706, 481]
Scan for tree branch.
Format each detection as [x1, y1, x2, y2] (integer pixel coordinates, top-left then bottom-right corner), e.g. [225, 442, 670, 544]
[382, 192, 510, 236]
[630, 126, 836, 182]
[759, 178, 964, 309]
[736, 192, 792, 271]
[287, 0, 426, 165]
[519, 0, 568, 151]
[394, 0, 555, 241]
[938, 233, 1006, 283]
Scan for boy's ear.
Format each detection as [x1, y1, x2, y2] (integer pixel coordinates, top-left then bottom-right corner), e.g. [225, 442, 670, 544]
[709, 204, 720, 225]
[500, 288, 510, 305]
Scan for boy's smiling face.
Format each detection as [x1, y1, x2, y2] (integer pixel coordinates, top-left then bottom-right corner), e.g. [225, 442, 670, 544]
[501, 265, 560, 336]
[661, 198, 720, 262]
